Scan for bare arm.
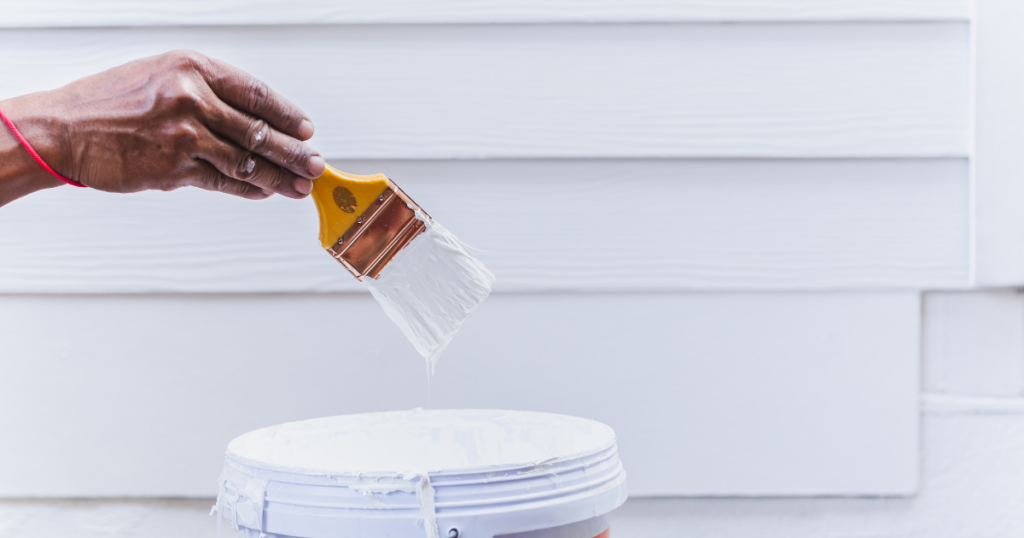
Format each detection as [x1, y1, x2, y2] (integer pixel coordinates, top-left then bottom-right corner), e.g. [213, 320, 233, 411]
[0, 49, 325, 207]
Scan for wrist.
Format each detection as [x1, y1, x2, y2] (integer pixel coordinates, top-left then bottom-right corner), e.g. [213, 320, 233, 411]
[0, 93, 73, 205]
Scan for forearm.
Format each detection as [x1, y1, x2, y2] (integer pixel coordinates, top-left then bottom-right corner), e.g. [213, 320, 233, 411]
[0, 93, 71, 207]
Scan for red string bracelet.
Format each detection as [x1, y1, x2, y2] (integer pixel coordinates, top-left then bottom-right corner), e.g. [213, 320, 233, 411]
[0, 106, 85, 188]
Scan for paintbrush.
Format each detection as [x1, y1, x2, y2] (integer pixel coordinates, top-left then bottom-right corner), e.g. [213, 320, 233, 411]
[311, 164, 495, 370]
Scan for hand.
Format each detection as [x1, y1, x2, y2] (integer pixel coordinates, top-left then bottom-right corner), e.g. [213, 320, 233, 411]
[0, 49, 325, 202]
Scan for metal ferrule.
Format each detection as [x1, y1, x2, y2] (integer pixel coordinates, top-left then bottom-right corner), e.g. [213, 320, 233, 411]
[325, 182, 430, 280]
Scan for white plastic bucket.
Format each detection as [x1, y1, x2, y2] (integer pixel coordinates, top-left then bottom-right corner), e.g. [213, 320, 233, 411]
[215, 409, 627, 538]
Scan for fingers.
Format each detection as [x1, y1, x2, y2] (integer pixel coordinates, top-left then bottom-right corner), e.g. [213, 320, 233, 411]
[203, 100, 325, 181]
[182, 52, 324, 180]
[153, 50, 321, 198]
[190, 160, 273, 201]
[195, 131, 313, 199]
[199, 57, 314, 141]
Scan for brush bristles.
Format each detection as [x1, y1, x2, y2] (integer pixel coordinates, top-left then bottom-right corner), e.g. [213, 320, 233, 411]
[362, 218, 495, 372]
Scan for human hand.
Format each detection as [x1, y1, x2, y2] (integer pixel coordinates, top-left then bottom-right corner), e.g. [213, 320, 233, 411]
[0, 49, 325, 201]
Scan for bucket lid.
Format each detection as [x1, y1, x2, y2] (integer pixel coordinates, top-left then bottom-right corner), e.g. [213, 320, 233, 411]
[216, 409, 627, 538]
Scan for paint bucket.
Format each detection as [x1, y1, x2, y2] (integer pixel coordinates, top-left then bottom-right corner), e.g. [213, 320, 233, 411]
[215, 409, 627, 538]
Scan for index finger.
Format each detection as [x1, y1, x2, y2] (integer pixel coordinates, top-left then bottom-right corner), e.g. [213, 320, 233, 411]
[199, 57, 315, 141]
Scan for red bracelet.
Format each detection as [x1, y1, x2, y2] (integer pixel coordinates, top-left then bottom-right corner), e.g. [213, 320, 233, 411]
[0, 106, 85, 188]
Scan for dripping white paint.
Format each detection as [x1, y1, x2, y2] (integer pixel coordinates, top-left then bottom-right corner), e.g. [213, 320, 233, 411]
[363, 215, 495, 373]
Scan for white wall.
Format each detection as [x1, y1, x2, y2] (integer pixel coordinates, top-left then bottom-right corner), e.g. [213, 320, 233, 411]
[0, 23, 970, 159]
[0, 1, 972, 26]
[0, 292, 920, 497]
[0, 159, 969, 292]
[6, 0, 1024, 535]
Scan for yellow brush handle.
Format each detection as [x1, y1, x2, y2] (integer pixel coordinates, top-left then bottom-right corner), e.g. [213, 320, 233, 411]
[311, 164, 391, 248]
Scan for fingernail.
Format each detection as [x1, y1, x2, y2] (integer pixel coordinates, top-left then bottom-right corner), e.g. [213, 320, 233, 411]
[298, 119, 315, 140]
[295, 178, 313, 195]
[306, 155, 326, 178]
[262, 188, 273, 196]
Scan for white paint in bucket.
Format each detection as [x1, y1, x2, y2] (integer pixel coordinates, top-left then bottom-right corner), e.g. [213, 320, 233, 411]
[215, 409, 627, 538]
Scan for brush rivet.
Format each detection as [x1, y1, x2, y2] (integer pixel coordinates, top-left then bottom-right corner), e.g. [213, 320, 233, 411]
[447, 529, 460, 538]
[356, 216, 363, 224]
[379, 194, 385, 201]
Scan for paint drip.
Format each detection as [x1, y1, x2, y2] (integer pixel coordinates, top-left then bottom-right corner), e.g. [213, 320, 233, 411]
[363, 214, 495, 373]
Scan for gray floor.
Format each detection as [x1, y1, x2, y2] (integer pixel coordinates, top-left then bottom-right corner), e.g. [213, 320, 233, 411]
[0, 485, 1016, 538]
[0, 498, 690, 538]
[0, 497, 925, 538]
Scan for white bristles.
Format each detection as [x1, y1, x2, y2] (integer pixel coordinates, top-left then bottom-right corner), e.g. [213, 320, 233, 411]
[363, 215, 495, 373]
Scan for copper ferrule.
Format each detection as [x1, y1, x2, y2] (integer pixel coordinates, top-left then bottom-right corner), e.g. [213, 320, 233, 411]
[325, 182, 430, 280]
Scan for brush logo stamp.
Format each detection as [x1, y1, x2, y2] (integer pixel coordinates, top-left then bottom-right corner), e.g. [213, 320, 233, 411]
[333, 185, 357, 213]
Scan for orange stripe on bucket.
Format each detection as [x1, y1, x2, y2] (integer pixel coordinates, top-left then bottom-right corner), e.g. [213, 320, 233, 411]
[592, 528, 611, 538]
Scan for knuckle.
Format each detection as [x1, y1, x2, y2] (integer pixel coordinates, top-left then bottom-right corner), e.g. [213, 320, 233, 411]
[261, 166, 287, 190]
[211, 172, 231, 193]
[278, 105, 304, 133]
[245, 119, 271, 152]
[280, 141, 307, 166]
[164, 49, 196, 71]
[175, 90, 203, 113]
[246, 78, 272, 115]
[164, 49, 208, 72]
[235, 151, 256, 179]
[162, 123, 201, 152]
[154, 79, 204, 114]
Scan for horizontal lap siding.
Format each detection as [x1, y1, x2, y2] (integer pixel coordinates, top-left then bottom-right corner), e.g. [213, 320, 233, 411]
[0, 159, 968, 293]
[0, 6, 962, 499]
[0, 24, 969, 159]
[0, 0, 971, 26]
[0, 292, 919, 497]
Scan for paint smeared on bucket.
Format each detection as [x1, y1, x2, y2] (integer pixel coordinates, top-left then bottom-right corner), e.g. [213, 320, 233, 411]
[363, 215, 494, 374]
[216, 409, 627, 538]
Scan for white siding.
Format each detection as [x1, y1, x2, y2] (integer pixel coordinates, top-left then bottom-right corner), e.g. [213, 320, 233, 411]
[0, 292, 919, 497]
[0, 24, 970, 159]
[923, 291, 1024, 397]
[0, 0, 976, 502]
[0, 159, 968, 293]
[973, 0, 1024, 286]
[0, 0, 971, 27]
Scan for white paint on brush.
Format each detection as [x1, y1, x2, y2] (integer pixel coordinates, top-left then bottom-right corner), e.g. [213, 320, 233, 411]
[363, 216, 494, 371]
